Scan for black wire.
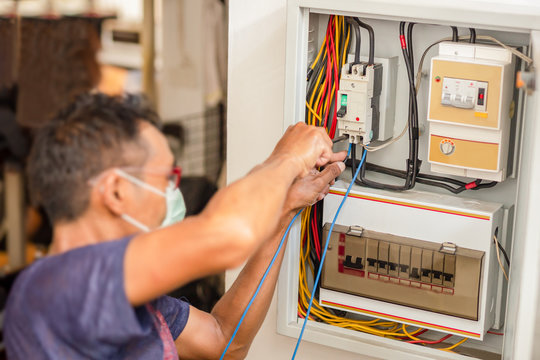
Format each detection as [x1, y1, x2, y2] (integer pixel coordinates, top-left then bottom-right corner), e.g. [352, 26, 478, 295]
[496, 239, 511, 266]
[407, 23, 415, 68]
[353, 18, 374, 66]
[469, 28, 476, 43]
[332, 135, 348, 143]
[347, 17, 361, 71]
[353, 22, 420, 191]
[406, 22, 420, 187]
[348, 159, 498, 194]
[451, 26, 458, 41]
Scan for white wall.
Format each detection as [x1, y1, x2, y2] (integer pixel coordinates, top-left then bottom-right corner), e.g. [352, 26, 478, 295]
[226, 1, 366, 358]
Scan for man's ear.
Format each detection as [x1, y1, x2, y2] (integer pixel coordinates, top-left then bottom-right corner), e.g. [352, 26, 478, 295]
[100, 172, 129, 216]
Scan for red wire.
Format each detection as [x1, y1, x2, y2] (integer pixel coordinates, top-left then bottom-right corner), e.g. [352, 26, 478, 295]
[487, 331, 504, 336]
[324, 15, 334, 129]
[323, 17, 338, 130]
[311, 206, 321, 260]
[407, 334, 452, 345]
[328, 17, 339, 138]
[413, 329, 429, 337]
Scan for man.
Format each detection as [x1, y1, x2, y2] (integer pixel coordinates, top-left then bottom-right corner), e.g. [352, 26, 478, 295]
[4, 93, 346, 359]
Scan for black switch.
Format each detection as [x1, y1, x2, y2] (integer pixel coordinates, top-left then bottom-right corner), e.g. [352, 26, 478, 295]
[399, 264, 409, 273]
[477, 88, 485, 106]
[432, 270, 442, 280]
[411, 267, 420, 279]
[421, 268, 431, 277]
[388, 262, 397, 271]
[367, 258, 377, 267]
[378, 260, 388, 269]
[443, 273, 454, 282]
[344, 255, 363, 269]
[337, 105, 347, 118]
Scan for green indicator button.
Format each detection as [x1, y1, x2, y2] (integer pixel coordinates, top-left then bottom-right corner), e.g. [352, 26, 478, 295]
[341, 94, 348, 106]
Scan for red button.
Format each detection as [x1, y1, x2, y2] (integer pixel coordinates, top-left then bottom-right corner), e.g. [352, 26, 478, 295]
[479, 93, 484, 99]
[356, 117, 360, 121]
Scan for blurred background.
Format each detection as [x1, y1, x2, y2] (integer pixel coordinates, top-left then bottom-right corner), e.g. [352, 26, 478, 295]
[0, 0, 228, 353]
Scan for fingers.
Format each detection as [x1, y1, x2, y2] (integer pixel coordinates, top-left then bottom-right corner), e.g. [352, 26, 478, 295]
[318, 162, 346, 185]
[315, 149, 347, 168]
[330, 150, 348, 163]
[278, 123, 346, 175]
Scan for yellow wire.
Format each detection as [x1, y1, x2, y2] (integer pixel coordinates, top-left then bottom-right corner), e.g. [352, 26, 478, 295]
[402, 324, 420, 341]
[494, 235, 509, 281]
[306, 101, 322, 123]
[308, 46, 326, 125]
[341, 22, 350, 69]
[440, 337, 468, 351]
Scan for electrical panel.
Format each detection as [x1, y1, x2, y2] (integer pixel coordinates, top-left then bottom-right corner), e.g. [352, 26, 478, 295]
[274, 4, 535, 359]
[427, 42, 516, 182]
[320, 183, 503, 340]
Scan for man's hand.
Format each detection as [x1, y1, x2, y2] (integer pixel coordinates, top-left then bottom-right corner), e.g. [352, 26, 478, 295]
[269, 123, 344, 177]
[283, 157, 347, 215]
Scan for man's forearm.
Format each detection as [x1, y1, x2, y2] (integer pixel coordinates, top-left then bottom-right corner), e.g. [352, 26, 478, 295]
[210, 211, 297, 359]
[125, 156, 301, 305]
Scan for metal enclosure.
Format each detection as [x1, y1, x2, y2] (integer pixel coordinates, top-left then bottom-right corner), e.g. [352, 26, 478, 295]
[276, 1, 540, 359]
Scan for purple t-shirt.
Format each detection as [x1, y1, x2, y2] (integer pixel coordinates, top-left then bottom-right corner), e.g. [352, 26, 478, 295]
[4, 236, 190, 359]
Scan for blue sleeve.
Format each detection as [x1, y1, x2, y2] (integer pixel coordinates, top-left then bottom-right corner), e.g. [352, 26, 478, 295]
[153, 296, 191, 340]
[5, 237, 152, 359]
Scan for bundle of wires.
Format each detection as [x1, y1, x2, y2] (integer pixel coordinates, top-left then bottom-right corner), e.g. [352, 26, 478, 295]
[353, 21, 421, 191]
[305, 15, 351, 138]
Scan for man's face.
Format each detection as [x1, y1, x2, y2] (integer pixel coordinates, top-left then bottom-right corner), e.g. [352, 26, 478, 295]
[123, 123, 175, 229]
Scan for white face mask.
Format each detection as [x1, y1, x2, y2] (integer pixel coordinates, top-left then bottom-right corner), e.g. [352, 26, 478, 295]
[115, 169, 186, 233]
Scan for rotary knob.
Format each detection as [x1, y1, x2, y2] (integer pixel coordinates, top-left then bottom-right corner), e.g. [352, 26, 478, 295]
[440, 139, 455, 155]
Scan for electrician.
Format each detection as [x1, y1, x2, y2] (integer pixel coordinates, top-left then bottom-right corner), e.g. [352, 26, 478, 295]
[4, 92, 346, 360]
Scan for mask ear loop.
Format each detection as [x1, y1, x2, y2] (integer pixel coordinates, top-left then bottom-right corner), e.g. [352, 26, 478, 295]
[114, 169, 168, 233]
[114, 168, 166, 197]
[121, 214, 151, 233]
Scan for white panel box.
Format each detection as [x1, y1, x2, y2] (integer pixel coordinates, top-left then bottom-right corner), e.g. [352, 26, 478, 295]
[320, 182, 504, 340]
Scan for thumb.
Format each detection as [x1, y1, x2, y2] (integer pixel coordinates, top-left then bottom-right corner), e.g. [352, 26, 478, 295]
[319, 162, 346, 185]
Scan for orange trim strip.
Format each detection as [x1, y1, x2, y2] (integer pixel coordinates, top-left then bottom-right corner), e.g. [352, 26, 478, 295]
[321, 300, 481, 338]
[431, 134, 498, 146]
[328, 190, 491, 221]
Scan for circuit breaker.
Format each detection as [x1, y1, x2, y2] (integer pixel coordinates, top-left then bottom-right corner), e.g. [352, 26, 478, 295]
[320, 183, 504, 340]
[322, 225, 484, 320]
[336, 62, 383, 144]
[427, 42, 516, 182]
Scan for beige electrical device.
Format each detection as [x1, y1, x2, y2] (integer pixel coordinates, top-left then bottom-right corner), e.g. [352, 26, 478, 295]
[427, 42, 516, 181]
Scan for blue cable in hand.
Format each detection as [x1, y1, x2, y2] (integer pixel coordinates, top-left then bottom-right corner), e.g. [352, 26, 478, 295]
[291, 143, 366, 359]
[219, 210, 303, 360]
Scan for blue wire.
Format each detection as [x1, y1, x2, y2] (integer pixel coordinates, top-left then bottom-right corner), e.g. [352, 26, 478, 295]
[219, 210, 303, 360]
[291, 143, 366, 359]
